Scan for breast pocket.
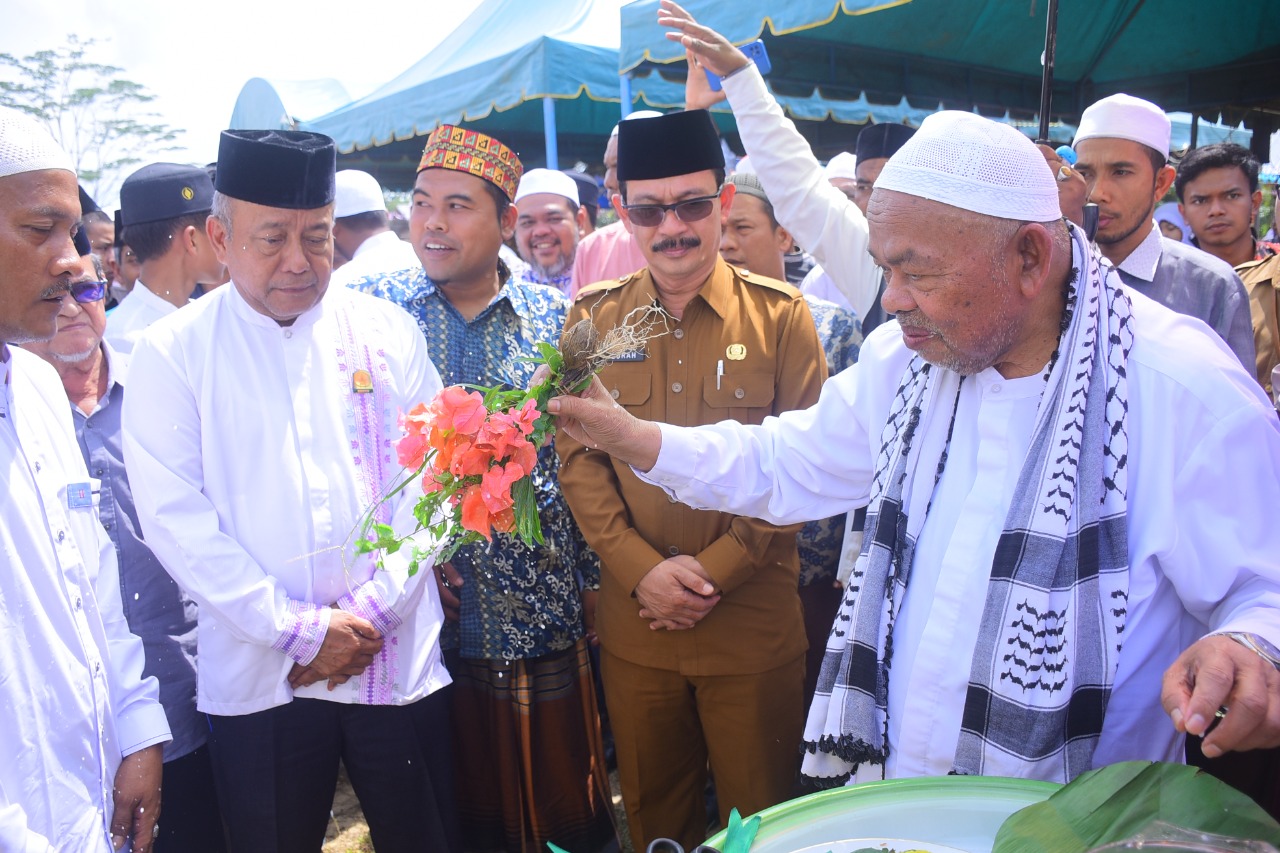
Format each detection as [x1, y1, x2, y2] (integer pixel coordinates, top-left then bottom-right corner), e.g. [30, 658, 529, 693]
[608, 374, 652, 420]
[702, 373, 776, 424]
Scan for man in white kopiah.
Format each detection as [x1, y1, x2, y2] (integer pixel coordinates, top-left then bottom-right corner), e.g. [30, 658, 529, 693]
[1073, 93, 1254, 371]
[546, 109, 1280, 787]
[0, 105, 171, 853]
[511, 168, 588, 296]
[328, 169, 420, 289]
[123, 129, 462, 851]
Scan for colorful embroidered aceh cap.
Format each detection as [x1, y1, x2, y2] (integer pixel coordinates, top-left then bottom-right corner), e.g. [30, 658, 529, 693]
[418, 125, 523, 202]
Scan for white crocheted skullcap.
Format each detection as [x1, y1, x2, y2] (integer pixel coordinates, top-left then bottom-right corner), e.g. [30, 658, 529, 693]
[1075, 93, 1169, 158]
[334, 170, 386, 218]
[0, 107, 75, 179]
[824, 151, 858, 181]
[875, 111, 1062, 223]
[514, 168, 579, 206]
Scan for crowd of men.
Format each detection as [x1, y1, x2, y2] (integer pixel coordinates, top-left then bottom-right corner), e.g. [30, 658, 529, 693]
[3, 2, 1280, 851]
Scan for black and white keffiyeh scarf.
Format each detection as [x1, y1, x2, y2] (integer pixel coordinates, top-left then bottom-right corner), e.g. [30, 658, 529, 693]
[801, 224, 1134, 786]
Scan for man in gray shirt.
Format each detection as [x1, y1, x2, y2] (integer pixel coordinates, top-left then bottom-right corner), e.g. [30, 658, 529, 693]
[1074, 93, 1254, 370]
[23, 247, 225, 853]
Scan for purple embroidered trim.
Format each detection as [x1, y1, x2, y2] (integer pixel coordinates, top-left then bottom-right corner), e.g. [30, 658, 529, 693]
[271, 599, 327, 665]
[333, 304, 399, 704]
[336, 584, 403, 637]
[358, 635, 399, 705]
[333, 306, 394, 529]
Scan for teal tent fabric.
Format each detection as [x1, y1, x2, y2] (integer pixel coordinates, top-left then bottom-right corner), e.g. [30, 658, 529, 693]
[305, 0, 629, 153]
[619, 0, 1280, 121]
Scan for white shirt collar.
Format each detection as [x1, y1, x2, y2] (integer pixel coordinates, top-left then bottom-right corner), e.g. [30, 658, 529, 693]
[101, 338, 127, 388]
[1114, 222, 1163, 283]
[224, 278, 327, 332]
[128, 278, 185, 315]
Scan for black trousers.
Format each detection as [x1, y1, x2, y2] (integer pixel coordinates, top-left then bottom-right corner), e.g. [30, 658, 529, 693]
[208, 693, 460, 853]
[154, 743, 226, 853]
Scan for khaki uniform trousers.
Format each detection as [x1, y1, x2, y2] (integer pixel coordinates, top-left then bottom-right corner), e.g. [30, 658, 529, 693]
[601, 648, 805, 851]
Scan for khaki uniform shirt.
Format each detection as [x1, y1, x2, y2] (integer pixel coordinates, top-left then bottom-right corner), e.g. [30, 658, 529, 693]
[557, 259, 827, 675]
[1236, 247, 1280, 398]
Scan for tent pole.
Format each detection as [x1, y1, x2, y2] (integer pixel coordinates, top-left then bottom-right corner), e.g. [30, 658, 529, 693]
[620, 73, 633, 119]
[543, 96, 559, 170]
[1038, 0, 1059, 141]
[1189, 112, 1199, 150]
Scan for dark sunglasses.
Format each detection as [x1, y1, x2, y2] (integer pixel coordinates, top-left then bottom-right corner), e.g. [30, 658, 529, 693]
[70, 279, 108, 304]
[623, 194, 719, 228]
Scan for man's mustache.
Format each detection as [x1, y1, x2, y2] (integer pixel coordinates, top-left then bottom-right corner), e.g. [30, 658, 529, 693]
[39, 280, 71, 299]
[650, 236, 701, 253]
[895, 310, 941, 333]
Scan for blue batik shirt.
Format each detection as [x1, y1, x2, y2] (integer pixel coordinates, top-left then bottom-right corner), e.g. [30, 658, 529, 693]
[798, 295, 862, 588]
[356, 263, 601, 661]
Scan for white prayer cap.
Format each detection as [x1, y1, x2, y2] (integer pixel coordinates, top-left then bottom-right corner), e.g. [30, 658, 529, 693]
[514, 168, 579, 206]
[334, 169, 386, 218]
[825, 152, 858, 181]
[875, 111, 1062, 223]
[0, 107, 75, 179]
[610, 110, 664, 137]
[1074, 93, 1170, 158]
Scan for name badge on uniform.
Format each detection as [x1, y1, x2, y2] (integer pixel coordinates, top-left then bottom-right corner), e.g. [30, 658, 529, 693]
[352, 369, 374, 394]
[67, 482, 93, 509]
[611, 349, 647, 363]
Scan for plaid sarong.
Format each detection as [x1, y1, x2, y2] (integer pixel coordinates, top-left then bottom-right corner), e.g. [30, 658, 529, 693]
[801, 223, 1133, 785]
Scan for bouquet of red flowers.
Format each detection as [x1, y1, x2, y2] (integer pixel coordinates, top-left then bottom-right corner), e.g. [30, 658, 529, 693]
[355, 312, 666, 576]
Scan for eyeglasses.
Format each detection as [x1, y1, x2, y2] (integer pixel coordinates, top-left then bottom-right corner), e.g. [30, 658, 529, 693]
[623, 194, 719, 227]
[69, 279, 108, 304]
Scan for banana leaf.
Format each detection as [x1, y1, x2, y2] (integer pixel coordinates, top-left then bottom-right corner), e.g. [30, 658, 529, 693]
[992, 761, 1280, 853]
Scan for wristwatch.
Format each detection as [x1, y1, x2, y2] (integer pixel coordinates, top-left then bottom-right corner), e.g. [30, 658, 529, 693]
[1220, 631, 1280, 671]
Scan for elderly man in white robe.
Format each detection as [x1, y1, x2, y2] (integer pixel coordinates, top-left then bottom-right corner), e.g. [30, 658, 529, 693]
[545, 110, 1280, 788]
[0, 106, 171, 852]
[124, 128, 460, 852]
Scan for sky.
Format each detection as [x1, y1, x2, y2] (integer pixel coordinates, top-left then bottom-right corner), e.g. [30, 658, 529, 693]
[1, 0, 488, 206]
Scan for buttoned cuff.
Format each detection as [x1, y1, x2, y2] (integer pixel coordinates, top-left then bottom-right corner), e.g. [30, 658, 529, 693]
[116, 703, 173, 758]
[336, 583, 403, 636]
[271, 600, 332, 665]
[695, 532, 755, 595]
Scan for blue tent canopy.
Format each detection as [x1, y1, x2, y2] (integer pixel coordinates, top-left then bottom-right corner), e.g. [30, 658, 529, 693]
[290, 0, 931, 189]
[305, 0, 628, 153]
[619, 0, 1280, 146]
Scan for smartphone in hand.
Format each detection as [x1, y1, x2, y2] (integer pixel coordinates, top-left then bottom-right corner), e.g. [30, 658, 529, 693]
[704, 39, 771, 92]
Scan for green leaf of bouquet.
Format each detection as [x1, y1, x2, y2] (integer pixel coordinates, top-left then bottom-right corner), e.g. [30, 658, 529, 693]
[992, 760, 1280, 853]
[512, 477, 544, 545]
[535, 340, 563, 371]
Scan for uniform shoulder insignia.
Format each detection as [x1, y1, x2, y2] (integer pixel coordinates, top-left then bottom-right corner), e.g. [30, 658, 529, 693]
[574, 274, 634, 301]
[735, 268, 802, 297]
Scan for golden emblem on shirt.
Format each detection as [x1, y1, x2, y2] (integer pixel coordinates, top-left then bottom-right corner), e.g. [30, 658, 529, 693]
[352, 369, 374, 394]
[726, 344, 747, 361]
